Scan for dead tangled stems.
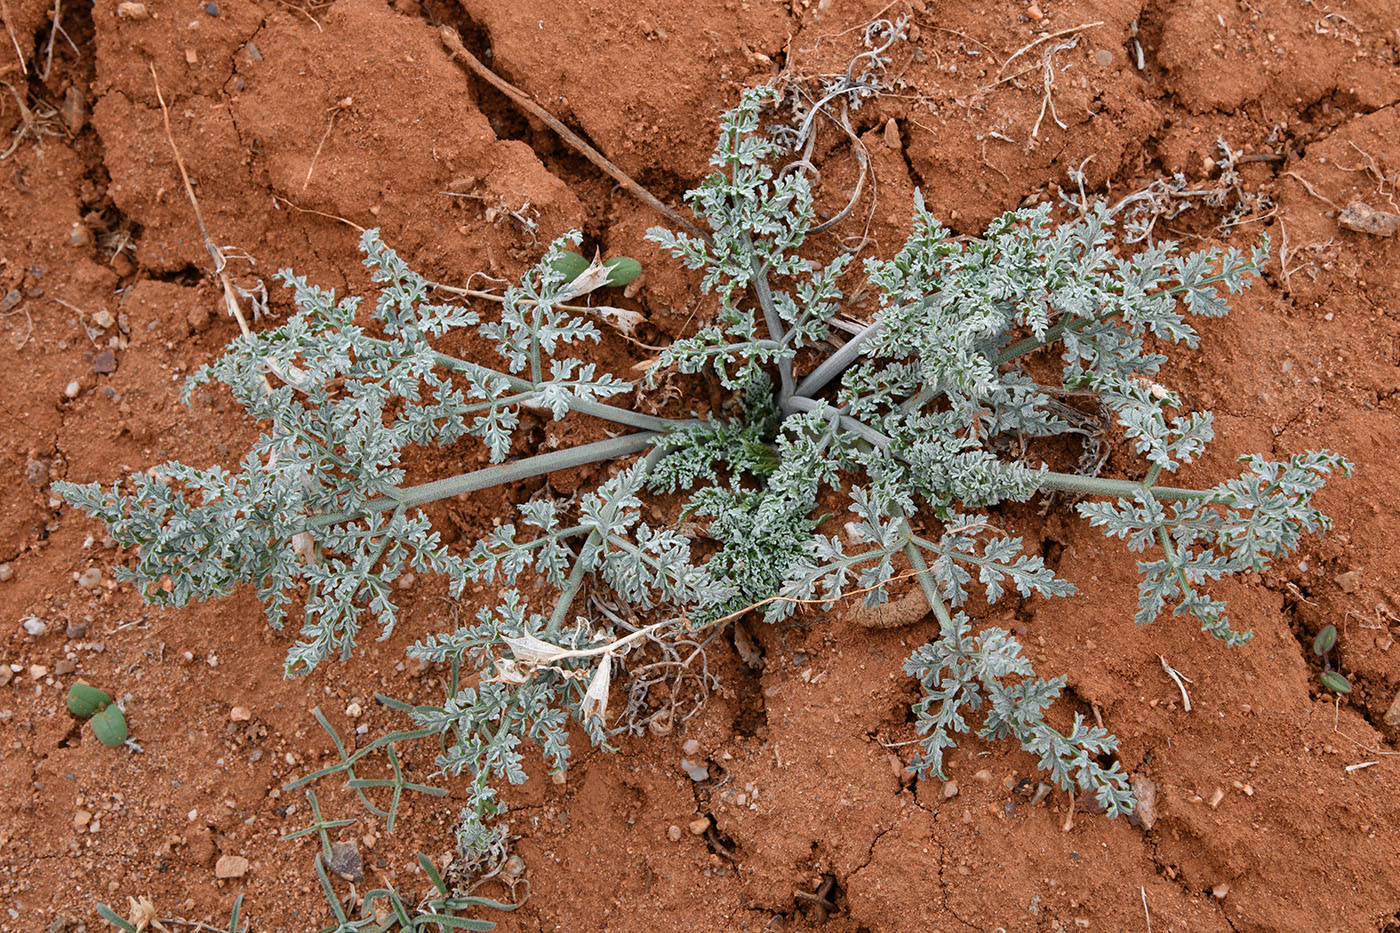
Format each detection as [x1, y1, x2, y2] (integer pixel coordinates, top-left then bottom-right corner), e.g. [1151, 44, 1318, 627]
[0, 81, 64, 160]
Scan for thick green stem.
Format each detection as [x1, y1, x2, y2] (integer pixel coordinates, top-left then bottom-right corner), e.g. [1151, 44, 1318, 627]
[902, 535, 942, 614]
[995, 267, 1246, 366]
[1036, 471, 1208, 502]
[1155, 523, 1197, 605]
[360, 337, 688, 434]
[794, 319, 884, 399]
[543, 445, 671, 638]
[547, 532, 597, 638]
[790, 402, 1216, 504]
[782, 395, 890, 448]
[751, 259, 796, 403]
[306, 433, 661, 529]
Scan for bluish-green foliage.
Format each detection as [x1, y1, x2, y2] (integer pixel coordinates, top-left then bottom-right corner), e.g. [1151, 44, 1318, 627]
[60, 86, 1348, 851]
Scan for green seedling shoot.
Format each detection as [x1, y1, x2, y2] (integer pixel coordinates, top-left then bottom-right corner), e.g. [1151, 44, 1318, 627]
[67, 682, 113, 718]
[1312, 624, 1352, 694]
[550, 249, 642, 288]
[66, 681, 129, 747]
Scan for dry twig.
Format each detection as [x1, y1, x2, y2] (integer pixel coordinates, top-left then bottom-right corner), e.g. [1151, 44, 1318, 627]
[1159, 656, 1193, 711]
[1030, 37, 1078, 139]
[1332, 698, 1400, 758]
[997, 21, 1103, 77]
[304, 97, 350, 190]
[438, 26, 709, 243]
[150, 65, 257, 341]
[272, 194, 367, 232]
[1283, 170, 1338, 209]
[0, 0, 25, 76]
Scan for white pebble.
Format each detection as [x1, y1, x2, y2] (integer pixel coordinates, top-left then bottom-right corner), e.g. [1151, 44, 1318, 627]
[64, 381, 81, 399]
[77, 568, 101, 590]
[21, 617, 47, 637]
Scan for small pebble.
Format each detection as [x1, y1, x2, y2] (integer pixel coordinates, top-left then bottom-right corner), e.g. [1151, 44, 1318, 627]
[883, 117, 901, 150]
[64, 381, 81, 399]
[324, 841, 363, 882]
[205, 0, 219, 14]
[395, 573, 415, 590]
[54, 659, 77, 676]
[66, 620, 87, 639]
[345, 701, 362, 718]
[229, 706, 252, 722]
[21, 617, 47, 637]
[667, 825, 682, 842]
[682, 738, 701, 756]
[688, 817, 710, 835]
[0, 563, 11, 582]
[500, 854, 526, 885]
[1384, 688, 1400, 727]
[942, 780, 959, 799]
[77, 568, 102, 590]
[73, 810, 92, 828]
[1338, 200, 1400, 237]
[115, 0, 148, 18]
[92, 349, 116, 375]
[973, 769, 993, 784]
[1212, 883, 1230, 899]
[214, 855, 249, 879]
[1130, 775, 1158, 828]
[680, 758, 709, 782]
[29, 664, 48, 680]
[0, 668, 11, 687]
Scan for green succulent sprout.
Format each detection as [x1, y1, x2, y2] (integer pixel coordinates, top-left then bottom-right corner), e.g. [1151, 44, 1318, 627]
[66, 682, 113, 718]
[549, 250, 589, 282]
[90, 704, 129, 747]
[600, 256, 642, 286]
[66, 682, 129, 747]
[1311, 624, 1351, 694]
[550, 250, 642, 287]
[1319, 671, 1352, 695]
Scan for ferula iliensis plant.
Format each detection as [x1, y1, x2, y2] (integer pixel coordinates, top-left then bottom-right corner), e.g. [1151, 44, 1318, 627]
[58, 86, 1348, 856]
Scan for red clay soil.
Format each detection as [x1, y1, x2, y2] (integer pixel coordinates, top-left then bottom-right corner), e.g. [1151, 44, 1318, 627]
[1, 0, 1399, 930]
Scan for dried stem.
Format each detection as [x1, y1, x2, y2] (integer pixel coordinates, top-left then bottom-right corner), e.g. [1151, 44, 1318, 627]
[438, 26, 709, 243]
